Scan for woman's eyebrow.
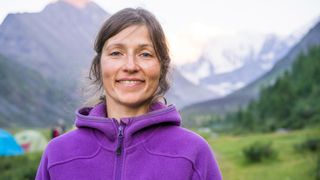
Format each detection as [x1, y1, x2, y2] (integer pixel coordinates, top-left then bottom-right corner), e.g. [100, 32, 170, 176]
[105, 43, 154, 50]
[137, 43, 154, 49]
[104, 43, 125, 50]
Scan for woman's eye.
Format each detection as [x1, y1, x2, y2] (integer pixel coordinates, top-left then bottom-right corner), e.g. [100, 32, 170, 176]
[110, 51, 122, 56]
[140, 52, 152, 57]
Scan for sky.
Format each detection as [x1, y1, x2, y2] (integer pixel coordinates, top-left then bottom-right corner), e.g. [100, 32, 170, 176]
[0, 0, 319, 64]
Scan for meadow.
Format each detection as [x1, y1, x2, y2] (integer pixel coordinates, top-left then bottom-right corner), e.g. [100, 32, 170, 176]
[206, 128, 320, 180]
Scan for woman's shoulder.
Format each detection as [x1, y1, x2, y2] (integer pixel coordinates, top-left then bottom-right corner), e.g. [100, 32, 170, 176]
[154, 125, 208, 143]
[144, 125, 213, 159]
[44, 128, 100, 166]
[47, 128, 93, 147]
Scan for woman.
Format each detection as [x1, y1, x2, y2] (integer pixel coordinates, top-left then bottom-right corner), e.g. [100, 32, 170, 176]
[36, 8, 222, 180]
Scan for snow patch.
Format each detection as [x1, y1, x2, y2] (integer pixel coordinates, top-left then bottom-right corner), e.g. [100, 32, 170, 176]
[63, 0, 90, 9]
[203, 32, 266, 74]
[260, 62, 273, 71]
[261, 52, 275, 61]
[206, 82, 245, 97]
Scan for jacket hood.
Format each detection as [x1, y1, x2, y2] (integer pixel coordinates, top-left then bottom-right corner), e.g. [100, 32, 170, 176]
[75, 102, 181, 142]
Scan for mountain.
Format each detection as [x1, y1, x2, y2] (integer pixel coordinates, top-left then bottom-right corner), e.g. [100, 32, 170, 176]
[166, 69, 217, 108]
[0, 0, 110, 128]
[0, 0, 109, 81]
[0, 54, 73, 128]
[179, 33, 299, 97]
[181, 20, 320, 124]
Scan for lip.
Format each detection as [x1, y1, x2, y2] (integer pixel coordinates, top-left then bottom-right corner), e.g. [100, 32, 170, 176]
[115, 78, 145, 87]
[116, 78, 145, 82]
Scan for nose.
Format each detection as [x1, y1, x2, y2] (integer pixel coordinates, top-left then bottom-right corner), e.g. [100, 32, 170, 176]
[123, 54, 139, 73]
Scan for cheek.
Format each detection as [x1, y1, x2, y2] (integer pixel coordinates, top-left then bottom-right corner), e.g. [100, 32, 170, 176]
[100, 59, 116, 78]
[145, 62, 161, 86]
[100, 62, 115, 91]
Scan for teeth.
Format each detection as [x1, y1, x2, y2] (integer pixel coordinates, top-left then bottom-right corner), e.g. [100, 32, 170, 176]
[119, 80, 141, 84]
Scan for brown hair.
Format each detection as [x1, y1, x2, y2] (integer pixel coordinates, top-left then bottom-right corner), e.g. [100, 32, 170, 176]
[88, 8, 171, 105]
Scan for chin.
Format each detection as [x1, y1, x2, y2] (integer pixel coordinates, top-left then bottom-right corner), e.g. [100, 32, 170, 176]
[119, 97, 152, 108]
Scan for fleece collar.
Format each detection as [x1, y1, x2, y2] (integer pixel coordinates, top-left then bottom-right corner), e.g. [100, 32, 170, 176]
[75, 102, 181, 142]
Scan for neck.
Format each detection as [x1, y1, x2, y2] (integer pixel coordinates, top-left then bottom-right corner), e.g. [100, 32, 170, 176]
[106, 100, 150, 122]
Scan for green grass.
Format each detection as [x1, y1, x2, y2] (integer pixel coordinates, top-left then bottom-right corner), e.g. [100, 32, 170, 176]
[206, 128, 320, 180]
[0, 152, 42, 180]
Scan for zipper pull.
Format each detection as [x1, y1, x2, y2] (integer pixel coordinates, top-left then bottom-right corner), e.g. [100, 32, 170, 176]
[116, 125, 124, 155]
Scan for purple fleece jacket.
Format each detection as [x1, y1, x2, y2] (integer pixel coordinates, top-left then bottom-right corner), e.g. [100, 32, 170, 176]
[36, 102, 222, 180]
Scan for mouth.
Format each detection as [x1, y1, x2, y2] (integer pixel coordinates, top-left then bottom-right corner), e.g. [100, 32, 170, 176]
[116, 78, 145, 87]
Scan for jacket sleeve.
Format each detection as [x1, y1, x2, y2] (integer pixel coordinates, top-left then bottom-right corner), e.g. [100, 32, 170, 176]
[193, 140, 223, 180]
[35, 148, 50, 180]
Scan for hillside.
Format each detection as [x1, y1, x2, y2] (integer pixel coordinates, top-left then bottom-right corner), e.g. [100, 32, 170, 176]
[225, 46, 320, 132]
[0, 54, 74, 128]
[0, 0, 109, 80]
[181, 20, 320, 125]
[0, 1, 109, 128]
[167, 70, 217, 107]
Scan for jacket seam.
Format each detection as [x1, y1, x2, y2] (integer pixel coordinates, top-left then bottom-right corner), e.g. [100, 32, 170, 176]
[120, 126, 161, 179]
[125, 126, 161, 151]
[47, 146, 102, 170]
[142, 143, 203, 180]
[93, 129, 115, 152]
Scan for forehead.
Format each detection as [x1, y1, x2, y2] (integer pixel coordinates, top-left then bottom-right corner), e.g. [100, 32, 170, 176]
[104, 25, 153, 47]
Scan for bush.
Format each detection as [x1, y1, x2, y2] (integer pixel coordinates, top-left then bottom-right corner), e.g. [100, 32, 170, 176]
[295, 138, 320, 153]
[0, 153, 42, 180]
[243, 141, 277, 163]
[294, 138, 320, 180]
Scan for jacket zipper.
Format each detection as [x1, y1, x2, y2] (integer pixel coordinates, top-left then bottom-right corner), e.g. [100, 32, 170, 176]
[116, 125, 124, 155]
[115, 122, 125, 180]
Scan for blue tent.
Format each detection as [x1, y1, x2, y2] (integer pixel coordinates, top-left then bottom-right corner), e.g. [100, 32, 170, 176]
[0, 129, 24, 156]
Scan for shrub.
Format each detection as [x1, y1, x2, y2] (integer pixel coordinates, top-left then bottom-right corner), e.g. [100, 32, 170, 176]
[0, 152, 42, 180]
[243, 141, 277, 163]
[295, 138, 320, 153]
[294, 138, 320, 180]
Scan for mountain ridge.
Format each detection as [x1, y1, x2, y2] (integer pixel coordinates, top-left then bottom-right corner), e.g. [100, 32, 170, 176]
[181, 20, 320, 123]
[179, 32, 296, 97]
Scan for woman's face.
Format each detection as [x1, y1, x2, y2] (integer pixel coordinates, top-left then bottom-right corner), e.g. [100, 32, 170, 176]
[100, 25, 161, 108]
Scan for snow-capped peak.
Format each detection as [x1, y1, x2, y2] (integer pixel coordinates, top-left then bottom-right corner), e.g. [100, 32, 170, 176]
[202, 32, 266, 74]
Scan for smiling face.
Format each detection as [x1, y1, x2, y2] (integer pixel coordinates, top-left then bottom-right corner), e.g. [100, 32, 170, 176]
[100, 25, 161, 111]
